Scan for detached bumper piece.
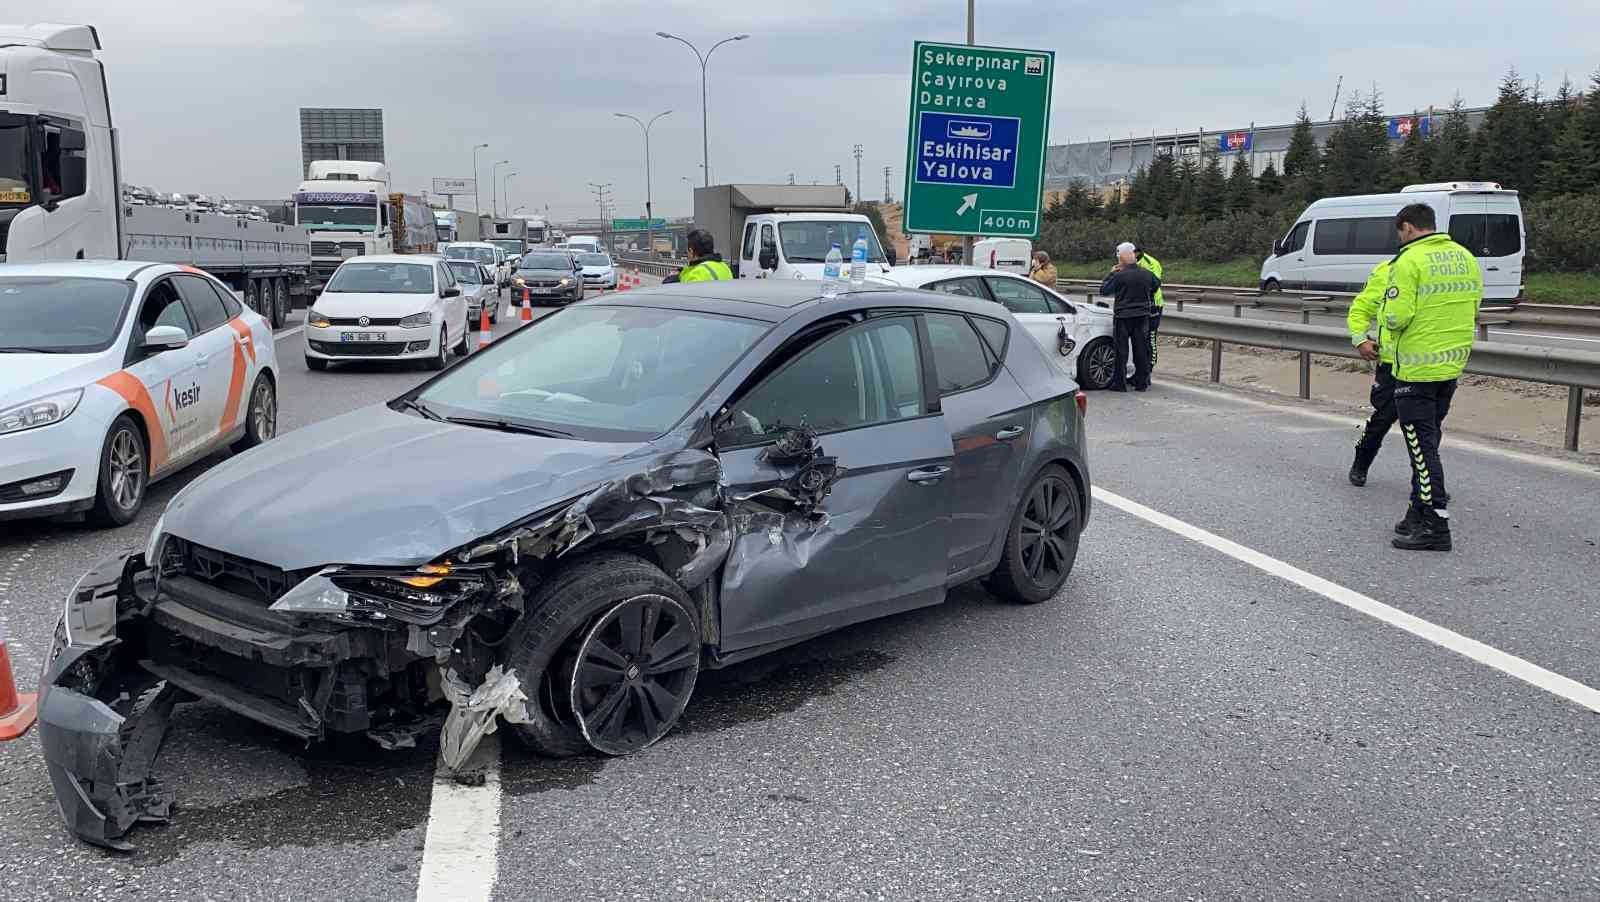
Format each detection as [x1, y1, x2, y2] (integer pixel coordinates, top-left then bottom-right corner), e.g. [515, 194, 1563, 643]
[37, 552, 443, 849]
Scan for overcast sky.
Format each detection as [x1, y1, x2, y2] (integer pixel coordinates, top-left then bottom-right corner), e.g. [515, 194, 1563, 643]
[16, 1, 1599, 220]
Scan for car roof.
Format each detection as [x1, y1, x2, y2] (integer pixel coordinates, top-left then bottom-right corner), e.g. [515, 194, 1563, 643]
[873, 265, 1021, 286]
[584, 279, 1007, 325]
[343, 254, 439, 264]
[446, 242, 495, 248]
[0, 260, 167, 280]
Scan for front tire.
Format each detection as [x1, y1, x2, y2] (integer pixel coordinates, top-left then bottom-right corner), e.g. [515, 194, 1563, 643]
[230, 374, 277, 453]
[453, 320, 470, 356]
[504, 553, 701, 758]
[424, 326, 448, 371]
[987, 464, 1081, 604]
[1263, 279, 1282, 293]
[88, 415, 147, 527]
[1076, 337, 1116, 391]
[271, 278, 290, 329]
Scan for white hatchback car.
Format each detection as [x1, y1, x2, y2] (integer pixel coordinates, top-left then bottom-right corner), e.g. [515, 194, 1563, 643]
[305, 256, 470, 371]
[0, 261, 280, 525]
[873, 266, 1125, 390]
[576, 252, 618, 290]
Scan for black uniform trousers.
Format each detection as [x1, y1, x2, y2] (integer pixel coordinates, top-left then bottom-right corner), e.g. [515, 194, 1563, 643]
[1111, 315, 1152, 391]
[1353, 363, 1398, 465]
[1394, 378, 1458, 510]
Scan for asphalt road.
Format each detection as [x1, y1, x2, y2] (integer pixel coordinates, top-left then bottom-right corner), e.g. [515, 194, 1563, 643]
[3, 290, 1600, 901]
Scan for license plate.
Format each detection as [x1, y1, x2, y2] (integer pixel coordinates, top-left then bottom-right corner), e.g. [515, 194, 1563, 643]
[341, 331, 385, 342]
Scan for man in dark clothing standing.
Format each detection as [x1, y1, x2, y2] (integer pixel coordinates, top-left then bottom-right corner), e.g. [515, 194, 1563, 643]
[1099, 241, 1160, 391]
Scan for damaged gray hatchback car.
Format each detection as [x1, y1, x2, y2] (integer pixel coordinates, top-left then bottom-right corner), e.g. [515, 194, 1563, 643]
[37, 281, 1091, 848]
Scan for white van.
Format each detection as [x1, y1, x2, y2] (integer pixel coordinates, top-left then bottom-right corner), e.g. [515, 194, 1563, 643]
[1260, 182, 1524, 300]
[973, 237, 1032, 273]
[566, 235, 602, 255]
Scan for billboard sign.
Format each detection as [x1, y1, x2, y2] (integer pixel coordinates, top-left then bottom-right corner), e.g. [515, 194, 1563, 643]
[1218, 131, 1253, 153]
[1388, 116, 1432, 139]
[432, 177, 476, 194]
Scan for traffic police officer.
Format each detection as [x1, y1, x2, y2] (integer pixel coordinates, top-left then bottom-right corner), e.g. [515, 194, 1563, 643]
[1135, 245, 1164, 368]
[1382, 203, 1481, 552]
[1345, 258, 1394, 487]
[672, 228, 733, 283]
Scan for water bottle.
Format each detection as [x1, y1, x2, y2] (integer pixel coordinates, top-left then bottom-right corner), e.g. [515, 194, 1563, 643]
[822, 243, 843, 298]
[849, 230, 868, 287]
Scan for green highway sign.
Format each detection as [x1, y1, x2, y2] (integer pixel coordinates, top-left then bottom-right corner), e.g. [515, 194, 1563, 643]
[902, 41, 1054, 238]
[611, 217, 667, 231]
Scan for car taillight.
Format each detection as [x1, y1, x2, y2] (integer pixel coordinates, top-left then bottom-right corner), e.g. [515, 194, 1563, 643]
[1075, 391, 1087, 416]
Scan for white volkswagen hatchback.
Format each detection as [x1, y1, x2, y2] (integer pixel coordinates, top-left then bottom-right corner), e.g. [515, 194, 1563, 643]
[0, 262, 280, 525]
[873, 266, 1125, 390]
[305, 256, 470, 371]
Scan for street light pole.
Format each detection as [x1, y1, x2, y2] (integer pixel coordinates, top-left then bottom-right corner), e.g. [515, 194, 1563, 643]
[471, 143, 488, 222]
[656, 32, 749, 187]
[491, 160, 509, 217]
[616, 110, 671, 258]
[502, 172, 517, 221]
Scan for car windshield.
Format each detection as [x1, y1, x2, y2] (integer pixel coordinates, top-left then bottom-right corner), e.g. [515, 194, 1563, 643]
[0, 120, 32, 204]
[578, 254, 611, 266]
[415, 305, 769, 441]
[520, 254, 572, 270]
[297, 204, 377, 232]
[491, 240, 524, 254]
[325, 262, 435, 294]
[778, 221, 886, 264]
[446, 246, 496, 266]
[446, 261, 483, 283]
[0, 277, 133, 353]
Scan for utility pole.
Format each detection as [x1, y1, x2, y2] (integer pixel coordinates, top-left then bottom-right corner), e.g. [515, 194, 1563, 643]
[852, 144, 863, 204]
[588, 182, 612, 226]
[962, 0, 975, 266]
[787, 172, 795, 185]
[471, 143, 489, 221]
[883, 166, 892, 203]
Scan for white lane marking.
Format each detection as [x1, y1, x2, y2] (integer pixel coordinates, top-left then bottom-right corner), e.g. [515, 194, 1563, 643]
[1154, 378, 1600, 478]
[1092, 486, 1600, 715]
[417, 733, 502, 902]
[275, 325, 305, 339]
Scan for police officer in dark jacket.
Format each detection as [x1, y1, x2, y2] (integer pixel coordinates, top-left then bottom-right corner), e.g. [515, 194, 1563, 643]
[1099, 242, 1160, 391]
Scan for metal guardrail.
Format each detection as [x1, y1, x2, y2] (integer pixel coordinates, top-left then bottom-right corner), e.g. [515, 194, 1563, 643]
[616, 254, 686, 278]
[1159, 311, 1598, 452]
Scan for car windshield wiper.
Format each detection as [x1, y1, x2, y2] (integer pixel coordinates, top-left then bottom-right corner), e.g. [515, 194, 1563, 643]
[444, 416, 574, 438]
[394, 397, 445, 422]
[0, 346, 70, 353]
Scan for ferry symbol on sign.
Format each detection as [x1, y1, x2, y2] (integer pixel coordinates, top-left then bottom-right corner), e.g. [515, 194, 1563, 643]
[947, 120, 993, 141]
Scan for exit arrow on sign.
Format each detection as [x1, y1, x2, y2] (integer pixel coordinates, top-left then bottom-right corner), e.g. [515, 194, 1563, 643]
[956, 193, 978, 215]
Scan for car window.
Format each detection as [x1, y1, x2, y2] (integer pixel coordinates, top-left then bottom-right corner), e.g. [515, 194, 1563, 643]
[1313, 216, 1396, 256]
[447, 261, 482, 283]
[760, 224, 775, 253]
[198, 278, 244, 319]
[137, 279, 195, 337]
[437, 264, 457, 289]
[722, 317, 922, 444]
[984, 276, 1052, 315]
[1282, 221, 1310, 254]
[928, 277, 987, 298]
[924, 312, 994, 394]
[175, 274, 230, 332]
[326, 262, 435, 294]
[742, 223, 758, 259]
[972, 316, 1009, 361]
[1449, 213, 1521, 257]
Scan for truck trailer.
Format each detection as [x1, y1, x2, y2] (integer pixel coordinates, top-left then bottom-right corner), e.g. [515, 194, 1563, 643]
[0, 23, 312, 327]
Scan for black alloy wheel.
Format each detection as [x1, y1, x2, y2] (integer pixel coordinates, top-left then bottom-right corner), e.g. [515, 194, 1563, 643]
[988, 464, 1081, 604]
[570, 594, 700, 755]
[1077, 338, 1117, 391]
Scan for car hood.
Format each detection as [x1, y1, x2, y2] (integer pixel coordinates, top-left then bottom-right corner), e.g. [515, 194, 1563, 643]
[310, 292, 436, 317]
[160, 403, 649, 570]
[581, 265, 613, 275]
[516, 269, 572, 280]
[0, 352, 112, 409]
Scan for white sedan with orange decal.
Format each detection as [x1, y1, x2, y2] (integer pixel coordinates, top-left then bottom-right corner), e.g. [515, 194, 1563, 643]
[0, 262, 279, 525]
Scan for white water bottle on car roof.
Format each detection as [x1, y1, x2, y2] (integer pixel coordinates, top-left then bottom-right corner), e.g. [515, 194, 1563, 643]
[849, 229, 868, 287]
[822, 243, 843, 298]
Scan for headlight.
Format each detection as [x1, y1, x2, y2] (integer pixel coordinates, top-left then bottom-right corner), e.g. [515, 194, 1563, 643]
[269, 561, 488, 626]
[514, 276, 526, 286]
[399, 312, 433, 329]
[558, 277, 572, 286]
[0, 388, 83, 436]
[307, 308, 332, 328]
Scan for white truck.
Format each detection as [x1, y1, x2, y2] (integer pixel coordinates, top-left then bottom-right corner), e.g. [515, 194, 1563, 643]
[693, 184, 895, 280]
[294, 160, 397, 287]
[0, 23, 312, 327]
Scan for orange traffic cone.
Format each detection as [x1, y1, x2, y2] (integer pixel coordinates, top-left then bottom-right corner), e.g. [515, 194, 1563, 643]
[477, 304, 492, 350]
[0, 630, 37, 741]
[520, 287, 532, 322]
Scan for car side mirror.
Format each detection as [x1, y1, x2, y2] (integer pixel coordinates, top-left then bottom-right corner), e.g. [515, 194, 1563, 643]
[1272, 239, 1283, 256]
[886, 245, 898, 266]
[759, 242, 778, 271]
[143, 324, 189, 355]
[442, 287, 461, 298]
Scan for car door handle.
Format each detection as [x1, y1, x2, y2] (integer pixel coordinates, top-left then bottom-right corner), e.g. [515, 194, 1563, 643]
[1486, 266, 1500, 271]
[996, 426, 1026, 441]
[906, 465, 951, 484]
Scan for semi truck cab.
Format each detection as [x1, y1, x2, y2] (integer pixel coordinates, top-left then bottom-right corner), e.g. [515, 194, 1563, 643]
[296, 160, 393, 285]
[0, 24, 119, 263]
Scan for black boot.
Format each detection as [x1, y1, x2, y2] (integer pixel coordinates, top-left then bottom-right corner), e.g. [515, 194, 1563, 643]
[1392, 507, 1451, 551]
[1349, 446, 1378, 487]
[1393, 503, 1424, 536]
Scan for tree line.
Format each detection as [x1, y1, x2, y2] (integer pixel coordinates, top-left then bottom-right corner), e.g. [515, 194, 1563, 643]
[1039, 68, 1600, 272]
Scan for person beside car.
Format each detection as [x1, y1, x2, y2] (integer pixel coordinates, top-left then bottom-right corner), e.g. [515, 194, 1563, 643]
[1099, 242, 1160, 392]
[1029, 251, 1058, 289]
[665, 229, 732, 284]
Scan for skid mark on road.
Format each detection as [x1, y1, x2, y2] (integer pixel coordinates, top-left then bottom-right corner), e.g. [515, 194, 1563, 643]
[1093, 485, 1600, 715]
[0, 539, 43, 668]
